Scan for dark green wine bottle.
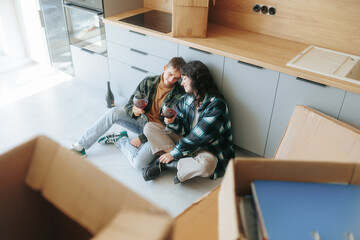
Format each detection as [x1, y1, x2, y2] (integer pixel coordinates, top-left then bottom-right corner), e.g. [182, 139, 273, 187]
[106, 81, 115, 108]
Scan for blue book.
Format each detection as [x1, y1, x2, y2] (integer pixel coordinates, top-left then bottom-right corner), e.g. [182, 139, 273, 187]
[251, 180, 360, 240]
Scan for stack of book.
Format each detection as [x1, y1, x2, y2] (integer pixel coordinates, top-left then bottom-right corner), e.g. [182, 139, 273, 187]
[238, 180, 360, 240]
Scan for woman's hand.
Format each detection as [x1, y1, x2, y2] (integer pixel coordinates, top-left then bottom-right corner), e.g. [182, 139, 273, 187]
[163, 115, 176, 124]
[159, 153, 174, 164]
[132, 105, 144, 117]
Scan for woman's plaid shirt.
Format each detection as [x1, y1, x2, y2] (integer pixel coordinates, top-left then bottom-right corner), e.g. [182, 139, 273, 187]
[168, 94, 235, 179]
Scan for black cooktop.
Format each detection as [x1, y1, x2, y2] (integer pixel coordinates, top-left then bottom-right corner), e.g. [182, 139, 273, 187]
[119, 10, 172, 34]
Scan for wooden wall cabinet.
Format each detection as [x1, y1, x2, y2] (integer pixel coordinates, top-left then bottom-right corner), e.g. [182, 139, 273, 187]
[172, 0, 209, 38]
[222, 58, 279, 156]
[338, 92, 360, 128]
[178, 44, 224, 90]
[264, 73, 346, 158]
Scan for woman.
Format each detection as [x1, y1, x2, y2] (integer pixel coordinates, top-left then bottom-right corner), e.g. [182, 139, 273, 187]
[142, 61, 235, 183]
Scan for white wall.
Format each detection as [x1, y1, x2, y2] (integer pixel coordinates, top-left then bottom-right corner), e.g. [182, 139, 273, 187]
[0, 0, 50, 68]
[17, 0, 50, 65]
[0, 0, 27, 61]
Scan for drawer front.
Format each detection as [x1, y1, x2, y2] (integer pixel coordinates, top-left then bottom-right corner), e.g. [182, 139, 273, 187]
[71, 45, 108, 91]
[178, 44, 224, 90]
[107, 41, 167, 75]
[108, 59, 155, 99]
[338, 91, 360, 128]
[105, 24, 177, 60]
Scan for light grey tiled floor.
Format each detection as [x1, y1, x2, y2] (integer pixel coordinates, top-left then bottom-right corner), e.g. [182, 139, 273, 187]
[0, 63, 255, 217]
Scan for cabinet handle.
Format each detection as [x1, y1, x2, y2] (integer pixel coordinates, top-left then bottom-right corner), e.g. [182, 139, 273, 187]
[237, 60, 263, 69]
[129, 30, 146, 36]
[64, 3, 103, 15]
[189, 47, 212, 55]
[81, 48, 96, 54]
[131, 66, 148, 74]
[130, 48, 148, 56]
[296, 77, 327, 88]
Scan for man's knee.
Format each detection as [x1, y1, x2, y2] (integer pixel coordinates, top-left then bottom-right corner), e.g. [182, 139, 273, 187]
[108, 107, 126, 121]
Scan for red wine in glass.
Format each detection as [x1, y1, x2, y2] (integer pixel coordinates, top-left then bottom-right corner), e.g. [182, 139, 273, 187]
[163, 108, 176, 118]
[133, 93, 148, 120]
[134, 99, 148, 109]
[162, 105, 176, 133]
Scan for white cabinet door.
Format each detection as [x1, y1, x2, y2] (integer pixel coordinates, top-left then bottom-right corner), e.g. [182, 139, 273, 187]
[338, 91, 360, 128]
[71, 45, 109, 91]
[222, 58, 279, 156]
[108, 59, 154, 99]
[264, 73, 346, 158]
[178, 44, 224, 90]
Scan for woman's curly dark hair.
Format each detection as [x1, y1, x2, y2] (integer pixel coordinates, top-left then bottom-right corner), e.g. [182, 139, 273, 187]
[180, 61, 224, 103]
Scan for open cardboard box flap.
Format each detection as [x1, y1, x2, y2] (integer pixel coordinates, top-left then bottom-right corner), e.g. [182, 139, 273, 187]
[274, 105, 360, 161]
[0, 136, 172, 239]
[173, 187, 219, 240]
[218, 158, 360, 240]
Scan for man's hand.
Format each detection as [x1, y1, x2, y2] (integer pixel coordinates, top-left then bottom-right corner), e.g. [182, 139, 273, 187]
[132, 105, 144, 117]
[130, 137, 142, 148]
[159, 153, 174, 164]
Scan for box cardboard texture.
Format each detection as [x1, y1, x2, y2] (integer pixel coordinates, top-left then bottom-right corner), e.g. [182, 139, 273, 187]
[173, 187, 219, 240]
[172, 0, 209, 38]
[274, 105, 360, 161]
[0, 136, 172, 240]
[218, 158, 360, 240]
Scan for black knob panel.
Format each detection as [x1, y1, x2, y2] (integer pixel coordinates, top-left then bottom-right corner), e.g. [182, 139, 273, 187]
[253, 4, 261, 13]
[253, 4, 276, 16]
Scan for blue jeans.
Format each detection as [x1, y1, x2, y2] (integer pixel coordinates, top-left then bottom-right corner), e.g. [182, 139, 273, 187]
[116, 138, 155, 170]
[78, 107, 147, 149]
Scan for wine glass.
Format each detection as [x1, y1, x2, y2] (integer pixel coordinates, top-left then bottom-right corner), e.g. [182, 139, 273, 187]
[133, 92, 148, 120]
[162, 104, 177, 134]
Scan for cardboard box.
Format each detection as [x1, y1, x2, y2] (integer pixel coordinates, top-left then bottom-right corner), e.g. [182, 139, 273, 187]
[0, 136, 172, 240]
[173, 187, 219, 240]
[274, 105, 360, 161]
[172, 0, 209, 38]
[218, 158, 360, 240]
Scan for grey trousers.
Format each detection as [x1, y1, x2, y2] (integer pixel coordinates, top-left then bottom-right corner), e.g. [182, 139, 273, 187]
[143, 122, 217, 182]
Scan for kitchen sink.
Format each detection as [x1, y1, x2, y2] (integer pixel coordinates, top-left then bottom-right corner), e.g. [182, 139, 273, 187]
[287, 46, 360, 84]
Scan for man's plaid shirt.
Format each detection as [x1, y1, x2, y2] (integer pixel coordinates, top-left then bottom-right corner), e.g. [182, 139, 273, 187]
[168, 94, 235, 179]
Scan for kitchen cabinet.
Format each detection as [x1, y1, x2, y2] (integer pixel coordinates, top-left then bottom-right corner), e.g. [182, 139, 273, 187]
[178, 44, 224, 90]
[108, 59, 153, 99]
[106, 24, 177, 60]
[338, 91, 360, 128]
[105, 23, 178, 98]
[264, 73, 346, 158]
[222, 58, 279, 156]
[71, 45, 109, 91]
[107, 41, 168, 75]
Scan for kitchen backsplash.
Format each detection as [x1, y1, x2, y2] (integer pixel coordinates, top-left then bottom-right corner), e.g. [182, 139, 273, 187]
[209, 0, 360, 56]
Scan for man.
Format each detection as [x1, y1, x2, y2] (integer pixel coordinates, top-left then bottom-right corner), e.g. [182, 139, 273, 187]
[142, 61, 235, 183]
[70, 57, 186, 170]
